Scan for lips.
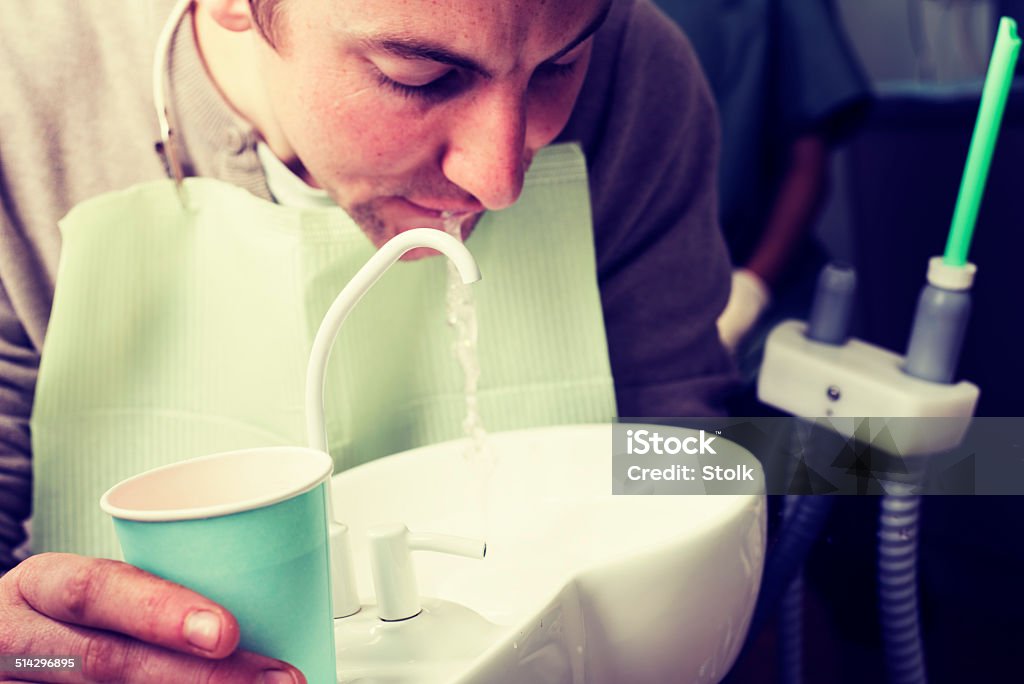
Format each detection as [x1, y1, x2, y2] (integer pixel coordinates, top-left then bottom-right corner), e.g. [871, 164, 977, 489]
[378, 197, 483, 249]
[403, 198, 482, 217]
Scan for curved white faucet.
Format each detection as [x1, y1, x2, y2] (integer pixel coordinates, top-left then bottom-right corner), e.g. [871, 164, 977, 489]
[304, 228, 482, 618]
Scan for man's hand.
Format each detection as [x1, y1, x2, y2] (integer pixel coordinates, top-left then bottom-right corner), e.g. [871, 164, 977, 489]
[0, 553, 305, 683]
[717, 268, 771, 352]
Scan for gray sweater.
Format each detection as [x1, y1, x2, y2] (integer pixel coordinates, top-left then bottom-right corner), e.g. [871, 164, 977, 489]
[0, 0, 734, 566]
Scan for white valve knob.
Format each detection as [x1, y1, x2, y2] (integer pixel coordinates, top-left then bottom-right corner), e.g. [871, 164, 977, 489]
[367, 523, 486, 621]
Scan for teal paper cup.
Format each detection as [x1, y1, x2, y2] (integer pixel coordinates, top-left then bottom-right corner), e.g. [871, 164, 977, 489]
[100, 447, 336, 683]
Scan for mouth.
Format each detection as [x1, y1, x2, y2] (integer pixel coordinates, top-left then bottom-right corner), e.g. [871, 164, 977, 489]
[387, 198, 483, 260]
[390, 198, 482, 248]
[402, 198, 482, 219]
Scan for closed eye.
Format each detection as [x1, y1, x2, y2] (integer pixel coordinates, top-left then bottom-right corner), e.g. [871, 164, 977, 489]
[377, 59, 582, 105]
[375, 68, 465, 102]
[536, 60, 580, 80]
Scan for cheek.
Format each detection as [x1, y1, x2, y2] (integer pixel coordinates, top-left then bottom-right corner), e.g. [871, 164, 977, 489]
[258, 41, 412, 169]
[528, 91, 577, 145]
[291, 77, 434, 179]
[526, 63, 592, 147]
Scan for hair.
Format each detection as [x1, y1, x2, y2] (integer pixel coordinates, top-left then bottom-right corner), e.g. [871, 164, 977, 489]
[249, 0, 284, 47]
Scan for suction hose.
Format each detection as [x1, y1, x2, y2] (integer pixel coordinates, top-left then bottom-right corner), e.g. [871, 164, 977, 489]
[878, 478, 927, 684]
[778, 496, 809, 684]
[741, 494, 834, 675]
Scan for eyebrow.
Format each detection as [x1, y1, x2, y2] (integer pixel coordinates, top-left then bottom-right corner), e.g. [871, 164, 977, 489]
[362, 0, 613, 79]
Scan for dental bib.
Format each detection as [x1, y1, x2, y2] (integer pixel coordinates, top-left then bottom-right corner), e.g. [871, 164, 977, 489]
[30, 143, 617, 559]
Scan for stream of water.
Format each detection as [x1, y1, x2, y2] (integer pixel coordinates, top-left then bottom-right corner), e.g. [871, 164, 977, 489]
[442, 214, 495, 480]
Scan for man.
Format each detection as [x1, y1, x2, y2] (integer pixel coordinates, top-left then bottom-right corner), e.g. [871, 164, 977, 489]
[0, 0, 733, 680]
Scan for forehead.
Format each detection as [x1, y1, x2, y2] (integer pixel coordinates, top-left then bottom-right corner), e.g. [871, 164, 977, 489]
[289, 0, 606, 64]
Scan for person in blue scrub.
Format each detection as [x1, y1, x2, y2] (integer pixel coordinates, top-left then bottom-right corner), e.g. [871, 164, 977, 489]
[656, 0, 871, 392]
[655, 1, 874, 681]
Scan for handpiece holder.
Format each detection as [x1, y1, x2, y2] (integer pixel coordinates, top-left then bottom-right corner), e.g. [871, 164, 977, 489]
[368, 523, 486, 622]
[758, 263, 979, 456]
[758, 321, 979, 455]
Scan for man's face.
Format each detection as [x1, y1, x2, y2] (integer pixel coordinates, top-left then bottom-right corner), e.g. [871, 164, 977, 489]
[249, 0, 609, 252]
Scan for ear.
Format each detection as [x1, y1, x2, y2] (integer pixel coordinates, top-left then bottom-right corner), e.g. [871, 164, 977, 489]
[199, 0, 254, 32]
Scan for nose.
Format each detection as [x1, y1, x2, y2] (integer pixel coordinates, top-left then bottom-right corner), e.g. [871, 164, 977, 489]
[441, 88, 528, 211]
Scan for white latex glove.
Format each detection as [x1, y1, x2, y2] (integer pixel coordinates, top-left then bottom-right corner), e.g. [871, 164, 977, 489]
[717, 268, 771, 352]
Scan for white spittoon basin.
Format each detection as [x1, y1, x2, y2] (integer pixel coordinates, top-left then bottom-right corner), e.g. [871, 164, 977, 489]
[330, 423, 766, 684]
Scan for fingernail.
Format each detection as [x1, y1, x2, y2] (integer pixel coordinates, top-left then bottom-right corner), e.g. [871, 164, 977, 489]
[184, 610, 222, 652]
[261, 670, 297, 684]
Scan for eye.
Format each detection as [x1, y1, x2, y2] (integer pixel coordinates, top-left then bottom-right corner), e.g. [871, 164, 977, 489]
[375, 68, 464, 103]
[532, 41, 590, 85]
[536, 59, 580, 80]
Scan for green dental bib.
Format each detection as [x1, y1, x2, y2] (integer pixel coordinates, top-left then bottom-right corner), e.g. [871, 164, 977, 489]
[30, 143, 617, 559]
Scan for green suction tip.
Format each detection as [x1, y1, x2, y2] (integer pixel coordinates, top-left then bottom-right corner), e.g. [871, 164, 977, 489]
[944, 17, 1021, 268]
